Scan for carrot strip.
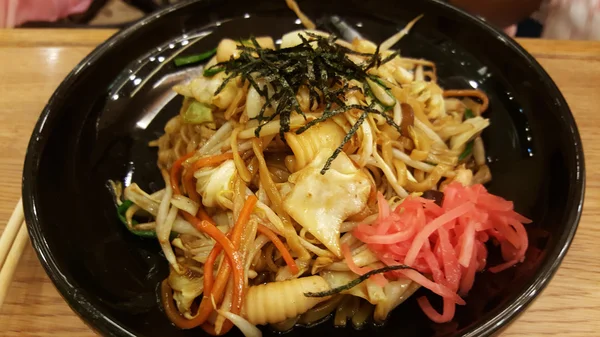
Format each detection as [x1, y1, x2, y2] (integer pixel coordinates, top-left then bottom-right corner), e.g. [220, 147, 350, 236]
[213, 195, 258, 335]
[176, 213, 241, 329]
[197, 262, 232, 329]
[195, 152, 234, 168]
[203, 243, 224, 295]
[183, 152, 235, 203]
[171, 152, 217, 226]
[220, 195, 257, 310]
[170, 151, 195, 194]
[214, 321, 233, 335]
[160, 280, 196, 329]
[167, 152, 245, 332]
[194, 195, 258, 334]
[443, 89, 489, 113]
[183, 172, 200, 203]
[197, 206, 216, 226]
[197, 247, 232, 329]
[201, 323, 221, 335]
[232, 195, 258, 245]
[183, 215, 235, 256]
[257, 224, 299, 274]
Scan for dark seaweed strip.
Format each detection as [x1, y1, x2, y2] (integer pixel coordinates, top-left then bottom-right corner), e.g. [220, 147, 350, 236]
[381, 50, 401, 65]
[295, 104, 369, 134]
[320, 110, 369, 174]
[369, 109, 404, 136]
[209, 33, 405, 173]
[303, 264, 416, 297]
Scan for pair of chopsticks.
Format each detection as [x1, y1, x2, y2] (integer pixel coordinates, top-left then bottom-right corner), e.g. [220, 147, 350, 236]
[0, 198, 29, 308]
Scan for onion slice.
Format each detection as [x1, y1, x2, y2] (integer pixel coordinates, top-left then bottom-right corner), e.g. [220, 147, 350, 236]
[211, 296, 262, 337]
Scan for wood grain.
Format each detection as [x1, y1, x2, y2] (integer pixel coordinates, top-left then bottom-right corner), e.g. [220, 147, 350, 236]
[0, 29, 116, 47]
[0, 30, 598, 337]
[520, 38, 600, 60]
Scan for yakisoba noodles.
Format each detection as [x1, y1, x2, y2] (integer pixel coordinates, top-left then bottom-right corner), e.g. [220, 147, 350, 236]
[110, 7, 531, 337]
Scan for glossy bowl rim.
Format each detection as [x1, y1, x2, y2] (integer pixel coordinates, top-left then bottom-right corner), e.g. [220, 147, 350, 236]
[22, 0, 585, 336]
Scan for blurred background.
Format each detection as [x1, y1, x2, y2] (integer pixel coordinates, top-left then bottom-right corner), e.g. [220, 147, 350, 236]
[4, 0, 598, 40]
[15, 0, 167, 27]
[5, 0, 543, 36]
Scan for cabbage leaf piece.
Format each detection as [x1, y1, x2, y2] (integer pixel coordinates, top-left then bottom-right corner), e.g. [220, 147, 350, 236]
[283, 149, 371, 257]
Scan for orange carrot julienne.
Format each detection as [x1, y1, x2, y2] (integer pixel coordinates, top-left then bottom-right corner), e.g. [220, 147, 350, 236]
[213, 320, 233, 335]
[232, 195, 257, 246]
[443, 89, 489, 113]
[160, 280, 200, 329]
[166, 153, 249, 333]
[197, 205, 216, 226]
[257, 224, 299, 274]
[191, 152, 235, 171]
[183, 174, 201, 203]
[182, 214, 237, 265]
[203, 241, 224, 295]
[194, 195, 257, 333]
[172, 153, 218, 225]
[197, 241, 231, 328]
[201, 323, 220, 336]
[212, 195, 257, 335]
[170, 151, 195, 194]
[182, 152, 236, 203]
[168, 153, 242, 331]
[159, 213, 239, 330]
[178, 213, 241, 329]
[202, 262, 236, 335]
[197, 258, 231, 328]
[173, 152, 234, 224]
[201, 193, 257, 298]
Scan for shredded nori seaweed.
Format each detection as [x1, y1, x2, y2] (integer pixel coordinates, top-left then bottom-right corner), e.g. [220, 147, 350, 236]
[203, 33, 403, 173]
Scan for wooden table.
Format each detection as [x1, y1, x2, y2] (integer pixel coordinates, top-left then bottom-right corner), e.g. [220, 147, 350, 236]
[0, 30, 598, 337]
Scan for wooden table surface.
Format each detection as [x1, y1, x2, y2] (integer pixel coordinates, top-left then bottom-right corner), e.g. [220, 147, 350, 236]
[0, 30, 598, 337]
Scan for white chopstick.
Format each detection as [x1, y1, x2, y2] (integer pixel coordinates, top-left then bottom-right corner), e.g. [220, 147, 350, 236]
[0, 198, 29, 308]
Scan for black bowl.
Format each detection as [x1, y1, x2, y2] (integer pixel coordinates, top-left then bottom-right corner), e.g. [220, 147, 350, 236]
[22, 0, 585, 336]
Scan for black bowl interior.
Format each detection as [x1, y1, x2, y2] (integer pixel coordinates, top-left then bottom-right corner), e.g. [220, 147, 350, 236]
[22, 0, 584, 337]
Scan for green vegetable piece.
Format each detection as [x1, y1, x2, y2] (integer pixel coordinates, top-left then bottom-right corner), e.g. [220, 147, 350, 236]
[464, 108, 475, 119]
[173, 48, 217, 67]
[117, 200, 156, 238]
[458, 110, 475, 161]
[117, 199, 134, 215]
[304, 264, 416, 298]
[183, 101, 214, 124]
[203, 66, 226, 77]
[459, 141, 474, 161]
